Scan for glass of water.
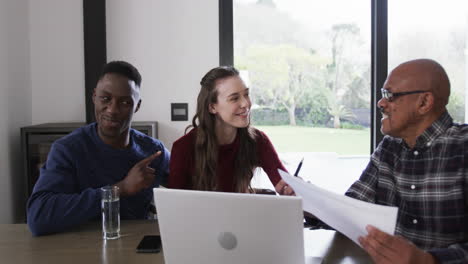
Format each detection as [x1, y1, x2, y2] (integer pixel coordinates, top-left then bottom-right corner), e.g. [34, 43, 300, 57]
[101, 185, 120, 239]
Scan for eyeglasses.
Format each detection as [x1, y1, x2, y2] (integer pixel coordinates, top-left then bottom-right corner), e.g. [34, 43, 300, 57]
[381, 88, 428, 102]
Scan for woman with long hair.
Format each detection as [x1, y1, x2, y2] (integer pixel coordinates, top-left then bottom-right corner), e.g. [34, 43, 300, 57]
[168, 66, 292, 194]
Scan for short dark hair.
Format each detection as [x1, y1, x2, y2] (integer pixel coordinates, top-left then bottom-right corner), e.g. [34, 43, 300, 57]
[99, 61, 142, 87]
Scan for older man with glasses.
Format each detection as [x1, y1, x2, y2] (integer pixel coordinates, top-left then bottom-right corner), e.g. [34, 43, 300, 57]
[345, 59, 467, 264]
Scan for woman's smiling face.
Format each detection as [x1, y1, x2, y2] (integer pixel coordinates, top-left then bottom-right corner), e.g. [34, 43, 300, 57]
[210, 76, 252, 131]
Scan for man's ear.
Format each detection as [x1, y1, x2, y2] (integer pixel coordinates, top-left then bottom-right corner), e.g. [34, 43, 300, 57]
[135, 99, 142, 113]
[418, 92, 434, 114]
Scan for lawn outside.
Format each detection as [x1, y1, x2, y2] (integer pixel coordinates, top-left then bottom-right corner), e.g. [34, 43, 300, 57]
[255, 125, 370, 155]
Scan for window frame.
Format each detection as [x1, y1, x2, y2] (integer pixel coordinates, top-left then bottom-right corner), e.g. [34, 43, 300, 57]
[83, 0, 107, 124]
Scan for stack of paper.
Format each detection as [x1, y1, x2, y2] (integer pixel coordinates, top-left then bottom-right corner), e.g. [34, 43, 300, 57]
[278, 169, 398, 246]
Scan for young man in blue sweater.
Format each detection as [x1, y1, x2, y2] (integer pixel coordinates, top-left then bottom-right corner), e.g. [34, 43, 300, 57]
[27, 61, 170, 236]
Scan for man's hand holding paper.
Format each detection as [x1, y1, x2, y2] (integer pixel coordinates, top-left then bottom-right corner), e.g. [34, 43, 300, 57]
[359, 225, 437, 264]
[278, 169, 398, 246]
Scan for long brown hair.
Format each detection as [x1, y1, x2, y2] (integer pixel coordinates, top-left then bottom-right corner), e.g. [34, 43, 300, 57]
[188, 66, 258, 192]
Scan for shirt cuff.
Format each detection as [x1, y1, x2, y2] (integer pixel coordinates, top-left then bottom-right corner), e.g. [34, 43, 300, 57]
[428, 247, 467, 264]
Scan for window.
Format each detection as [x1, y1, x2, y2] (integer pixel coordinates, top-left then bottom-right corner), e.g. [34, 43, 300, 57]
[388, 0, 467, 123]
[221, 0, 467, 193]
[231, 0, 371, 192]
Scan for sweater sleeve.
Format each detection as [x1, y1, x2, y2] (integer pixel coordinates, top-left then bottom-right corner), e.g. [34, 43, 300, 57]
[257, 130, 287, 187]
[26, 142, 101, 236]
[167, 137, 192, 189]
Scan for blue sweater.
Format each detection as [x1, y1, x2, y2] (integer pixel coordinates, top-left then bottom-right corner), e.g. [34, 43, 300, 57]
[27, 123, 170, 236]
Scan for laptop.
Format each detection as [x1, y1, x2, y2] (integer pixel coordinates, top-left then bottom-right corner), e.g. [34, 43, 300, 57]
[153, 188, 305, 264]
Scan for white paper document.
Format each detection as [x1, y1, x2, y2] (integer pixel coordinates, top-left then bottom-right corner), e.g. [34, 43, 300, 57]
[279, 169, 398, 246]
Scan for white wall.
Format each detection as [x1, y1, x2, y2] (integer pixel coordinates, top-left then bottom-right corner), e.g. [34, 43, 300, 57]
[30, 0, 85, 124]
[0, 0, 31, 223]
[106, 0, 219, 148]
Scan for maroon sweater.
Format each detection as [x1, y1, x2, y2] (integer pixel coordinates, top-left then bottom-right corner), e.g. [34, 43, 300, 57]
[168, 128, 286, 192]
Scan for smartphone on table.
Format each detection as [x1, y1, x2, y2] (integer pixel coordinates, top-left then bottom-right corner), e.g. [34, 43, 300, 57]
[136, 235, 162, 253]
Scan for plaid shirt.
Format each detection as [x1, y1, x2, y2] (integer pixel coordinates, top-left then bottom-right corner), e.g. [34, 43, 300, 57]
[345, 112, 467, 264]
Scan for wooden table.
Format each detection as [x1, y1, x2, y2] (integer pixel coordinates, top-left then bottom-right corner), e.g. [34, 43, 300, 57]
[0, 221, 371, 264]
